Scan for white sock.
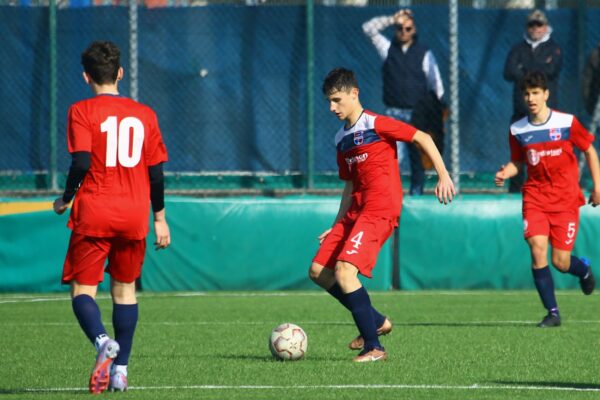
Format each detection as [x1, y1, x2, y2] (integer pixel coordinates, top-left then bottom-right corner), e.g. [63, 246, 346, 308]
[112, 364, 128, 376]
[94, 334, 109, 352]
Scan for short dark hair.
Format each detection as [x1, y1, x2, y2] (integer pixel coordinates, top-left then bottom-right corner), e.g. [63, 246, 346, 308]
[519, 70, 548, 92]
[322, 67, 359, 96]
[81, 41, 121, 85]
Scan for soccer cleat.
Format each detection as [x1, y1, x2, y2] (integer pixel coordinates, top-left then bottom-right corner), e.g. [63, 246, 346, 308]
[348, 317, 393, 351]
[537, 313, 561, 328]
[579, 259, 595, 295]
[89, 339, 120, 394]
[109, 371, 128, 392]
[352, 347, 387, 363]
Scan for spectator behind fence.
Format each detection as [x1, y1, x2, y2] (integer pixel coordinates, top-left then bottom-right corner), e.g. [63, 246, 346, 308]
[503, 9, 562, 193]
[583, 43, 600, 118]
[362, 8, 445, 196]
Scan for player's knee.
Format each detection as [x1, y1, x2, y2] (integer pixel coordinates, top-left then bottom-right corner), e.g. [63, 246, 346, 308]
[334, 262, 356, 282]
[308, 263, 323, 282]
[551, 255, 570, 272]
[529, 245, 547, 264]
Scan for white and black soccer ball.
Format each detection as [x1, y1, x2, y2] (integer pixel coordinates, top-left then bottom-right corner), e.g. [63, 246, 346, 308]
[269, 323, 308, 361]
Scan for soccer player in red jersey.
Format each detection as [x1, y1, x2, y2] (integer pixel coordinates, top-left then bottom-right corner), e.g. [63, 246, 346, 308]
[53, 41, 170, 393]
[309, 67, 455, 362]
[495, 71, 600, 328]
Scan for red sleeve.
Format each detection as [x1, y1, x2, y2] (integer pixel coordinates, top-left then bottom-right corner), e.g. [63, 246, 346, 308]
[509, 132, 524, 163]
[336, 151, 351, 181]
[570, 116, 594, 152]
[145, 110, 169, 166]
[67, 104, 92, 153]
[373, 115, 417, 142]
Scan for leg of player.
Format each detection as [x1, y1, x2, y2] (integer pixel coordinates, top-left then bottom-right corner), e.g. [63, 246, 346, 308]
[71, 282, 120, 393]
[308, 262, 391, 350]
[109, 279, 138, 392]
[551, 249, 595, 295]
[527, 236, 560, 328]
[335, 261, 386, 362]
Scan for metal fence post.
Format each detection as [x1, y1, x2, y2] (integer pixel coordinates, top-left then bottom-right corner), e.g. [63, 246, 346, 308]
[129, 0, 138, 102]
[49, 0, 58, 191]
[306, 0, 314, 190]
[449, 0, 460, 191]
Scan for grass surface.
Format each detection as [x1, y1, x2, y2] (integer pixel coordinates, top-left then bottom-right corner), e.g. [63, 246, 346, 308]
[1, 290, 600, 399]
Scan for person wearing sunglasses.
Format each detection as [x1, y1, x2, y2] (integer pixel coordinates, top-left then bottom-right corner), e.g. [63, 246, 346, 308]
[362, 8, 445, 196]
[503, 9, 562, 193]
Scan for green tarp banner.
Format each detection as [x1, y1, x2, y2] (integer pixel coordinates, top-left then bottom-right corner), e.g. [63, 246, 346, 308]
[0, 196, 393, 292]
[399, 195, 600, 290]
[2, 195, 599, 292]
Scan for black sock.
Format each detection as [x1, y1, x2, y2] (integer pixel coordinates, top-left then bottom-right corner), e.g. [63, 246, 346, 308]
[566, 256, 590, 279]
[532, 267, 558, 315]
[327, 283, 386, 328]
[113, 303, 138, 366]
[344, 287, 381, 351]
[72, 294, 108, 345]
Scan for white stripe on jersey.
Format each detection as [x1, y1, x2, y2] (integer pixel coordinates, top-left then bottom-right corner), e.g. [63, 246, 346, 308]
[334, 112, 377, 147]
[510, 110, 574, 136]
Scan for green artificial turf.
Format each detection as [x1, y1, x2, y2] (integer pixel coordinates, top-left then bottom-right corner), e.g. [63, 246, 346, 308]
[1, 291, 600, 399]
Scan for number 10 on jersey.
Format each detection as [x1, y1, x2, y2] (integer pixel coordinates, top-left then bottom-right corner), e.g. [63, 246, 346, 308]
[101, 116, 145, 168]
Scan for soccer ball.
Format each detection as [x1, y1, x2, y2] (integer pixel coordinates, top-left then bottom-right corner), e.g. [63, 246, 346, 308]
[269, 323, 308, 361]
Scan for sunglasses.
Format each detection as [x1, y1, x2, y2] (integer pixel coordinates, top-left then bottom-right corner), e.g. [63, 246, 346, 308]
[396, 25, 414, 33]
[527, 21, 545, 28]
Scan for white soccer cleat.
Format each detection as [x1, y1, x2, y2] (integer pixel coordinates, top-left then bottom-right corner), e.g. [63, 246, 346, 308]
[89, 339, 120, 394]
[109, 370, 128, 392]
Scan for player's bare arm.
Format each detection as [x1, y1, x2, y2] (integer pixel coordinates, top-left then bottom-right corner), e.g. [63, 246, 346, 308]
[153, 209, 171, 250]
[584, 145, 600, 207]
[318, 180, 353, 244]
[494, 162, 520, 187]
[412, 130, 455, 204]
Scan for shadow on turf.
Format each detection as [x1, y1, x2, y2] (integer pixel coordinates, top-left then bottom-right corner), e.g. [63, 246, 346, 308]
[494, 381, 600, 390]
[219, 354, 349, 362]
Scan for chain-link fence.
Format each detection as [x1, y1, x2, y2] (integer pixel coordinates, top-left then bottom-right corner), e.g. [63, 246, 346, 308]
[1, 0, 599, 195]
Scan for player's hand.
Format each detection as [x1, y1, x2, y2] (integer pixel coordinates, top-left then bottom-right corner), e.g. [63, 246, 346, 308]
[588, 190, 600, 207]
[494, 165, 507, 187]
[435, 173, 455, 205]
[53, 197, 70, 215]
[318, 228, 332, 244]
[153, 219, 171, 250]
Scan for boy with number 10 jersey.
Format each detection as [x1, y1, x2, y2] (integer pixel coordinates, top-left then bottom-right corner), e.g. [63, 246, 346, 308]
[67, 95, 168, 240]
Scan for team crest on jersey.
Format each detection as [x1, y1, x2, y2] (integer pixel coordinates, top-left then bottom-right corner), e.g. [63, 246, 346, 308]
[527, 149, 540, 166]
[353, 131, 364, 145]
[549, 128, 562, 141]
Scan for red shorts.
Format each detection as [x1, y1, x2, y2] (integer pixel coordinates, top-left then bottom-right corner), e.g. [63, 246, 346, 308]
[62, 232, 147, 285]
[523, 208, 579, 251]
[312, 214, 396, 278]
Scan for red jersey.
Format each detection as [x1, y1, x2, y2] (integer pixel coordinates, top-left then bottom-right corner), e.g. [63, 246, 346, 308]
[66, 94, 168, 239]
[509, 110, 594, 212]
[335, 110, 417, 222]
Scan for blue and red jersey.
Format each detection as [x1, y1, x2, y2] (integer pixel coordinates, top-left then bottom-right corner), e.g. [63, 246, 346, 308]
[509, 110, 594, 212]
[335, 110, 417, 222]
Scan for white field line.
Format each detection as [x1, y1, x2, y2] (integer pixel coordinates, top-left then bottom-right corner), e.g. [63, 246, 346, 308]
[15, 383, 600, 393]
[4, 319, 600, 327]
[0, 290, 589, 305]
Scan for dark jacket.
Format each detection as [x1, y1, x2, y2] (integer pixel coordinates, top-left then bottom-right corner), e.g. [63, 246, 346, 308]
[583, 44, 600, 116]
[382, 38, 429, 109]
[503, 37, 562, 119]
